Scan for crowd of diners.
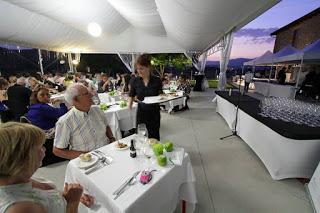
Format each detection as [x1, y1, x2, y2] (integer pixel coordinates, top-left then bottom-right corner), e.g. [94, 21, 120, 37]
[0, 53, 191, 212]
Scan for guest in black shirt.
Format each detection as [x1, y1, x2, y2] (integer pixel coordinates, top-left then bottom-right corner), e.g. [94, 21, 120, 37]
[97, 74, 114, 93]
[6, 77, 32, 122]
[128, 54, 163, 140]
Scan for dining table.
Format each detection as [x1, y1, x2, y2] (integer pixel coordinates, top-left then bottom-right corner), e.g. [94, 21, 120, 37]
[161, 91, 186, 113]
[65, 134, 197, 213]
[98, 92, 124, 104]
[102, 102, 138, 140]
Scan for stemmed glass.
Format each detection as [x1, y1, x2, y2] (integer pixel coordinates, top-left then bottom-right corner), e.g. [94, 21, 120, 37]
[136, 123, 148, 154]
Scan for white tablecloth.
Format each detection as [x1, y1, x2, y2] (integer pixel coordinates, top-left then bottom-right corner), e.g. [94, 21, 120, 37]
[103, 103, 137, 140]
[50, 94, 72, 108]
[98, 93, 124, 104]
[161, 91, 186, 113]
[216, 94, 320, 180]
[254, 82, 296, 98]
[65, 135, 197, 213]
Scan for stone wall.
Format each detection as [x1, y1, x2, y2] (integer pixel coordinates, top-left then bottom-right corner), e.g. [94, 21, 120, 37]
[273, 14, 320, 53]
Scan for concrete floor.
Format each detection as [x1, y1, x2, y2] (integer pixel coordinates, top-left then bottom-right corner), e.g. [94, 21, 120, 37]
[35, 88, 313, 213]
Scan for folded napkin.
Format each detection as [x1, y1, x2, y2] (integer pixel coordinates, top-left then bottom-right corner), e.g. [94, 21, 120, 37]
[164, 147, 184, 166]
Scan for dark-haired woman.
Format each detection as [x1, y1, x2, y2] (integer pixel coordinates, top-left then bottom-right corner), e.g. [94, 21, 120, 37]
[27, 86, 68, 166]
[121, 74, 131, 94]
[128, 53, 162, 140]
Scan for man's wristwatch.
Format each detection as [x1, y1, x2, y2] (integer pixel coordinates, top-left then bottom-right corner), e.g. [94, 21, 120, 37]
[109, 136, 116, 141]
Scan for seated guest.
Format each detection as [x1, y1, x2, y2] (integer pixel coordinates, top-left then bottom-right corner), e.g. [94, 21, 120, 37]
[115, 73, 122, 88]
[53, 83, 116, 159]
[121, 74, 131, 94]
[0, 77, 9, 112]
[85, 74, 97, 91]
[8, 75, 17, 87]
[46, 72, 56, 83]
[27, 86, 68, 166]
[63, 74, 75, 88]
[44, 80, 65, 93]
[28, 86, 68, 129]
[177, 74, 191, 99]
[0, 122, 93, 213]
[55, 72, 65, 85]
[6, 77, 32, 122]
[97, 73, 114, 93]
[162, 78, 170, 90]
[28, 77, 40, 91]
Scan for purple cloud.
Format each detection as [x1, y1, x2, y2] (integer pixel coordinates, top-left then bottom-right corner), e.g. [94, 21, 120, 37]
[235, 28, 278, 44]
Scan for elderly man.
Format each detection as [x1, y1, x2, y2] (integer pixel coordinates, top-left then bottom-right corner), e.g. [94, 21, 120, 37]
[53, 83, 116, 159]
[97, 73, 114, 93]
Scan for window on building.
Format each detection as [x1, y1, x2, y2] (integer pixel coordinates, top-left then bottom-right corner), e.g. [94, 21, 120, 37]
[291, 28, 301, 48]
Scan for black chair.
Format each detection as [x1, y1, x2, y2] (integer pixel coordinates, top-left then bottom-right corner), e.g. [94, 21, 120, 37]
[19, 115, 67, 166]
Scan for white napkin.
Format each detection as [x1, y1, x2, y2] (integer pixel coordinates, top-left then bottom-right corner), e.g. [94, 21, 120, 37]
[164, 147, 184, 166]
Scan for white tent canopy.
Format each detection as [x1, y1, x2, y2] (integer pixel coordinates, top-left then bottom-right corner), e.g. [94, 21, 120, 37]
[243, 50, 274, 66]
[272, 39, 320, 64]
[256, 45, 298, 65]
[0, 0, 280, 54]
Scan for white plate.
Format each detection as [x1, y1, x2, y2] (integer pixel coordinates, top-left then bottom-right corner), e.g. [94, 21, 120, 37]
[114, 142, 129, 151]
[73, 155, 99, 169]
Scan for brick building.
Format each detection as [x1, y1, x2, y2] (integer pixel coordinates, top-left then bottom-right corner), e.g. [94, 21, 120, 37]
[270, 7, 320, 53]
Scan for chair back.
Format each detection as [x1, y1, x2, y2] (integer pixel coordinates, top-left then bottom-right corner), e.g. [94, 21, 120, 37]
[20, 116, 31, 124]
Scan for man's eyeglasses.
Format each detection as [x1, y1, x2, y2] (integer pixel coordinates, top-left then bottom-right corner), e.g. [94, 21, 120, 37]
[75, 91, 90, 98]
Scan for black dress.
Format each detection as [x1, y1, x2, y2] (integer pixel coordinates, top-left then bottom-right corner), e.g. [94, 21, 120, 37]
[129, 75, 163, 140]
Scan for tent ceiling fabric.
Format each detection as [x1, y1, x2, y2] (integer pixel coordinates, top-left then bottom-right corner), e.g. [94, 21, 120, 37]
[0, 0, 281, 54]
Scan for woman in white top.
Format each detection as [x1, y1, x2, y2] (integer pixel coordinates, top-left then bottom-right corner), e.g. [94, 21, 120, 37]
[0, 122, 93, 213]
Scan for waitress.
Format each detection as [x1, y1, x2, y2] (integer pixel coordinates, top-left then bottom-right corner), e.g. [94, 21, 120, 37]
[128, 53, 162, 140]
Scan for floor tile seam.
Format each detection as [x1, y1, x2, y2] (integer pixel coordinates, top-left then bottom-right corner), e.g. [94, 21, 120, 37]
[189, 109, 216, 213]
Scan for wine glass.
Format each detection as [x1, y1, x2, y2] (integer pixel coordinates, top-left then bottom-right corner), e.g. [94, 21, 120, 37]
[138, 124, 148, 139]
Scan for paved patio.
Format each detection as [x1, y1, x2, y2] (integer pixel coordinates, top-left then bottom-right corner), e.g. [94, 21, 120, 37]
[35, 88, 313, 213]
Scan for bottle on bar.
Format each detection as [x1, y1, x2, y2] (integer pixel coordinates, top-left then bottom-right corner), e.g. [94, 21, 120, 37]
[130, 139, 136, 158]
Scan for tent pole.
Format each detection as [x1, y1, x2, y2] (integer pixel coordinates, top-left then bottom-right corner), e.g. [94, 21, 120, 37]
[294, 58, 304, 98]
[269, 63, 273, 83]
[131, 53, 135, 73]
[38, 49, 44, 75]
[240, 65, 245, 91]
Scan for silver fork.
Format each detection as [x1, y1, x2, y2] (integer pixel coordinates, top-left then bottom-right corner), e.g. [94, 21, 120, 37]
[85, 158, 107, 175]
[91, 152, 109, 165]
[94, 150, 113, 164]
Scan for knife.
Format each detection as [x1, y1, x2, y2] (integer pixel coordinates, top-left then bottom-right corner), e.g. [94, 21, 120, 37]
[85, 164, 102, 175]
[112, 171, 140, 195]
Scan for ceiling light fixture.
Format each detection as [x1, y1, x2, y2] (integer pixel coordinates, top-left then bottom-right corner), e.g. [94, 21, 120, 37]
[72, 60, 79, 65]
[88, 23, 102, 37]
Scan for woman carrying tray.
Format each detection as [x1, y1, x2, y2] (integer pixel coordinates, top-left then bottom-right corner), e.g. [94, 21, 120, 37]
[128, 53, 163, 140]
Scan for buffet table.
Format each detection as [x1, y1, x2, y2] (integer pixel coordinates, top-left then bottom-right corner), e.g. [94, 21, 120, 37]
[254, 82, 296, 98]
[65, 134, 197, 213]
[216, 91, 320, 180]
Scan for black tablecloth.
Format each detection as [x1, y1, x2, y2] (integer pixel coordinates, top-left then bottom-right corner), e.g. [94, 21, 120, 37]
[194, 75, 204, 91]
[215, 91, 320, 140]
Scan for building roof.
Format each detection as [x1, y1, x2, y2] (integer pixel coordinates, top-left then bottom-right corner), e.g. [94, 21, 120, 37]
[270, 7, 320, 36]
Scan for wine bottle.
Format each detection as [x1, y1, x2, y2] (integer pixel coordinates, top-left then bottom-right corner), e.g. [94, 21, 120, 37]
[130, 139, 136, 158]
